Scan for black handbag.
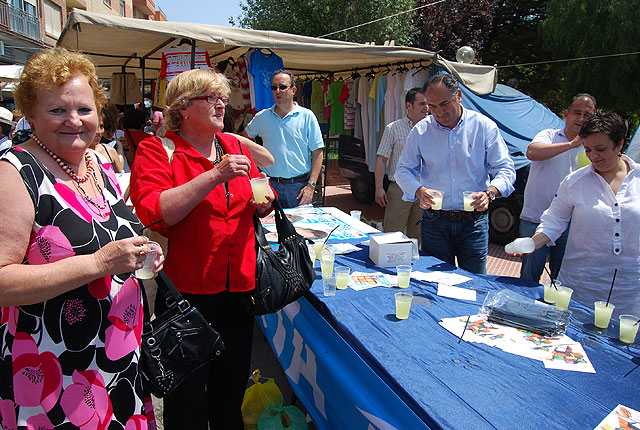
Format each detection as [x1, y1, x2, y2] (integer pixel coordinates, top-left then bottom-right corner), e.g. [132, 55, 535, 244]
[139, 271, 225, 397]
[249, 198, 316, 315]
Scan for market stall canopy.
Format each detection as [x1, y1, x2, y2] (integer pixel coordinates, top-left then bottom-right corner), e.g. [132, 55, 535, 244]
[58, 10, 497, 95]
[0, 64, 24, 82]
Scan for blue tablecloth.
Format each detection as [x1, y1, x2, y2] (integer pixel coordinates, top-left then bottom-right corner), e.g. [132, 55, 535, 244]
[303, 245, 640, 430]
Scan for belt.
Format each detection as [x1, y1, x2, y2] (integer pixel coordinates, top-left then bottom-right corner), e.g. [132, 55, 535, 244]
[270, 173, 310, 184]
[428, 209, 486, 221]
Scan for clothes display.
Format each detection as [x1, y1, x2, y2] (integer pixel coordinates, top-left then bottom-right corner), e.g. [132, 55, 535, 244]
[248, 50, 284, 111]
[160, 45, 213, 82]
[111, 72, 143, 105]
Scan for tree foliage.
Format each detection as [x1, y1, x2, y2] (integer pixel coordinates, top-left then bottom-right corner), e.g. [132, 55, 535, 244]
[231, 0, 417, 46]
[542, 0, 640, 114]
[413, 0, 497, 60]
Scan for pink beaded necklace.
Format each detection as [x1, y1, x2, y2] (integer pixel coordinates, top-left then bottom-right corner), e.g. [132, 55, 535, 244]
[32, 133, 93, 183]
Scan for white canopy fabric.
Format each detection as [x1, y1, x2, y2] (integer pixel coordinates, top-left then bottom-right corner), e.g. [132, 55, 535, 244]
[0, 65, 24, 82]
[58, 10, 497, 95]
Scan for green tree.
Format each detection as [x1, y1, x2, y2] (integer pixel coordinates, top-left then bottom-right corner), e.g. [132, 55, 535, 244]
[542, 0, 640, 114]
[232, 0, 417, 46]
[413, 0, 497, 60]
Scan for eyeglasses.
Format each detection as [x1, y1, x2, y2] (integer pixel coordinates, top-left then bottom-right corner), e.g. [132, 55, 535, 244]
[191, 94, 229, 105]
[271, 85, 291, 92]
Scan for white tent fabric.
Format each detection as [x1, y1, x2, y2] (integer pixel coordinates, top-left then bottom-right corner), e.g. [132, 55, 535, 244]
[57, 10, 497, 95]
[626, 126, 640, 163]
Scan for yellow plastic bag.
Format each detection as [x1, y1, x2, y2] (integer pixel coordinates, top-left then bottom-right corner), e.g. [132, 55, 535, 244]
[242, 369, 283, 430]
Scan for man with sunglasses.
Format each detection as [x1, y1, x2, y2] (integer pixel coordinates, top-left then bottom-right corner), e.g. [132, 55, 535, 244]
[519, 93, 596, 282]
[395, 74, 515, 274]
[245, 70, 324, 208]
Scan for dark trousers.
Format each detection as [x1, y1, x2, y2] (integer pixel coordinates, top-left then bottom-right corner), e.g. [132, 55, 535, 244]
[157, 291, 254, 430]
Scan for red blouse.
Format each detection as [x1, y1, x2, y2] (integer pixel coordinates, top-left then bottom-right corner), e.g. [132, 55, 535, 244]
[130, 130, 268, 295]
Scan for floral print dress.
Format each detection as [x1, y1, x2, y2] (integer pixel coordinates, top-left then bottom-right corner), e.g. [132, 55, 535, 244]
[0, 147, 149, 430]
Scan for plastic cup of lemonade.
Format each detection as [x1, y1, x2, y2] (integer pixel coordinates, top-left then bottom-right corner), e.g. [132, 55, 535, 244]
[554, 286, 573, 311]
[250, 177, 270, 203]
[313, 240, 326, 261]
[395, 292, 413, 320]
[543, 280, 561, 304]
[335, 266, 350, 290]
[396, 265, 411, 289]
[431, 190, 444, 210]
[350, 210, 362, 221]
[593, 301, 615, 329]
[463, 191, 476, 212]
[321, 249, 335, 279]
[323, 277, 337, 297]
[619, 315, 640, 344]
[134, 241, 160, 279]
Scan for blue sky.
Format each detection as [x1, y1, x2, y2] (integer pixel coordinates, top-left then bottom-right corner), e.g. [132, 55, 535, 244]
[153, 0, 243, 26]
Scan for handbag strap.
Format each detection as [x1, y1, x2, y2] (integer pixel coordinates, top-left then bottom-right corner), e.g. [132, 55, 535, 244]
[140, 271, 189, 323]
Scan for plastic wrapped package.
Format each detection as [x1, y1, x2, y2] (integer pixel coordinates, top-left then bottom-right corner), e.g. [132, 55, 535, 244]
[242, 369, 284, 430]
[480, 289, 571, 337]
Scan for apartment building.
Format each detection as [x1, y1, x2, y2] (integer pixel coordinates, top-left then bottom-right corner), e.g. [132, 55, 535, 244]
[0, 0, 166, 101]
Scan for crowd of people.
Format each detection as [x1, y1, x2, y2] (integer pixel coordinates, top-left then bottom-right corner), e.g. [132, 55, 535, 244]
[0, 45, 637, 429]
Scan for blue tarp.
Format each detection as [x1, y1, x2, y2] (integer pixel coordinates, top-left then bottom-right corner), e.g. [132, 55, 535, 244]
[460, 84, 565, 170]
[626, 124, 640, 162]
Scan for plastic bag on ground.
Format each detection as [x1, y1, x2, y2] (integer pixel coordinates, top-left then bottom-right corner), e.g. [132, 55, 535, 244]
[258, 398, 308, 430]
[242, 369, 283, 430]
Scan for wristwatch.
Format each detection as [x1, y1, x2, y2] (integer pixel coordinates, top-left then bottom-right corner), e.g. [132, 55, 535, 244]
[485, 189, 496, 201]
[307, 180, 316, 188]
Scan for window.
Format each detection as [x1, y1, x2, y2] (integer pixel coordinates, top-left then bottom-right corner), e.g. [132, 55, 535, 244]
[43, 0, 62, 37]
[119, 0, 125, 16]
[10, 0, 37, 17]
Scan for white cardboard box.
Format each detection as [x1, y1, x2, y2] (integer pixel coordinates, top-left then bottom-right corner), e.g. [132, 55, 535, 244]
[369, 232, 412, 267]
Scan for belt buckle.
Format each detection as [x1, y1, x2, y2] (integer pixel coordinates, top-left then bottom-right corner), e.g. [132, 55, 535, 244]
[448, 210, 466, 220]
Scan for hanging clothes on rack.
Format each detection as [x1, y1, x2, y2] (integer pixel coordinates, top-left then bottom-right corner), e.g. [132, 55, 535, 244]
[248, 49, 284, 111]
[160, 44, 213, 82]
[110, 72, 142, 105]
[340, 78, 357, 133]
[327, 79, 346, 136]
[236, 54, 252, 110]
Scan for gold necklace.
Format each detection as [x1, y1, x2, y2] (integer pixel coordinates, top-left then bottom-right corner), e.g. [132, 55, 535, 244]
[73, 167, 109, 217]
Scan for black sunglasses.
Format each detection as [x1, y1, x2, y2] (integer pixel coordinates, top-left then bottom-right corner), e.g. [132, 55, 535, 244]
[271, 85, 291, 91]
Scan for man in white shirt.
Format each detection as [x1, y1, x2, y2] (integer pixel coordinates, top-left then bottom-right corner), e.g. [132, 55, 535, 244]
[0, 107, 15, 152]
[395, 74, 515, 274]
[374, 88, 428, 241]
[519, 94, 596, 282]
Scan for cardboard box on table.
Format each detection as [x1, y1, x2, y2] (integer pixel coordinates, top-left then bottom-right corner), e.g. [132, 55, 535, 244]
[369, 232, 412, 267]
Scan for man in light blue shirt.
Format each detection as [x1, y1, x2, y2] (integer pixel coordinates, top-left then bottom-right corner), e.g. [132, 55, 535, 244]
[395, 74, 515, 274]
[245, 70, 324, 208]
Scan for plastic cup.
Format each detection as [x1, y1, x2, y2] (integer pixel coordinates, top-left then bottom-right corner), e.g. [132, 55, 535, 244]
[410, 238, 420, 261]
[350, 210, 362, 221]
[396, 265, 411, 289]
[308, 244, 316, 262]
[504, 237, 536, 254]
[619, 315, 639, 344]
[463, 191, 476, 212]
[431, 190, 444, 210]
[594, 301, 615, 329]
[543, 281, 561, 304]
[395, 292, 413, 319]
[321, 249, 335, 279]
[335, 266, 350, 290]
[323, 277, 337, 297]
[250, 177, 270, 203]
[134, 241, 160, 279]
[554, 286, 573, 311]
[313, 241, 325, 261]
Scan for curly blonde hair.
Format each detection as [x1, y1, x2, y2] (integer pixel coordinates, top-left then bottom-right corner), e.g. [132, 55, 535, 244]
[14, 47, 106, 119]
[163, 69, 230, 132]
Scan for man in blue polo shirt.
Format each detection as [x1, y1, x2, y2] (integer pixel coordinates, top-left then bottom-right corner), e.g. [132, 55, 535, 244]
[245, 70, 324, 208]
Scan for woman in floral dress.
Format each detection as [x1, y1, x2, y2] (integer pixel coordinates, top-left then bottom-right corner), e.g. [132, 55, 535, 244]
[0, 48, 163, 429]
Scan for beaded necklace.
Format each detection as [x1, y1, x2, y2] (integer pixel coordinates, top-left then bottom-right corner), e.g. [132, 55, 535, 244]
[33, 133, 108, 217]
[32, 133, 93, 183]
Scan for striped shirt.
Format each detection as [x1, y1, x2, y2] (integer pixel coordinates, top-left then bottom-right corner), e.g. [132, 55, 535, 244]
[376, 116, 413, 181]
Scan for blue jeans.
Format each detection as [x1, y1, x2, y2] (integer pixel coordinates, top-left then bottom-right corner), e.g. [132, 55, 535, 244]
[420, 210, 489, 274]
[271, 181, 307, 208]
[519, 219, 569, 282]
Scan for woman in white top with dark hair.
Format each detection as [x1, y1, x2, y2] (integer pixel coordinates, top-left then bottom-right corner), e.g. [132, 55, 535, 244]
[522, 111, 640, 317]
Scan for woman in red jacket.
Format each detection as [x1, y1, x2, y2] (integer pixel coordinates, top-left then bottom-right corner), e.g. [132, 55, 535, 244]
[130, 69, 274, 429]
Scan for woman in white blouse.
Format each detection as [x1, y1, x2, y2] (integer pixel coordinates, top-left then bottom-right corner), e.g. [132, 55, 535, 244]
[525, 111, 639, 317]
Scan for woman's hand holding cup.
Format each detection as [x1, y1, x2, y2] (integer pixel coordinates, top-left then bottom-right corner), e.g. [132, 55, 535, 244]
[93, 236, 164, 278]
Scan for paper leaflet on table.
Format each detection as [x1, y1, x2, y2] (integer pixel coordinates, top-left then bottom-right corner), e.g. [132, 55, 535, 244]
[594, 404, 640, 430]
[262, 206, 368, 240]
[412, 270, 472, 286]
[437, 283, 477, 301]
[348, 271, 394, 290]
[439, 315, 595, 372]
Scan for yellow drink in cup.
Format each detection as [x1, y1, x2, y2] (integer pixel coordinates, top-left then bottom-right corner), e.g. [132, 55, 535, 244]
[396, 265, 411, 289]
[335, 266, 350, 290]
[463, 191, 475, 211]
[134, 241, 160, 280]
[250, 177, 270, 203]
[321, 249, 335, 279]
[619, 315, 640, 344]
[554, 286, 573, 311]
[594, 301, 615, 329]
[314, 241, 325, 261]
[543, 281, 560, 304]
[395, 292, 413, 319]
[431, 190, 443, 210]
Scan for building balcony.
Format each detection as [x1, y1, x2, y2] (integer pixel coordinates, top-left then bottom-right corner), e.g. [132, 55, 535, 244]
[133, 0, 155, 16]
[66, 0, 87, 10]
[0, 2, 41, 41]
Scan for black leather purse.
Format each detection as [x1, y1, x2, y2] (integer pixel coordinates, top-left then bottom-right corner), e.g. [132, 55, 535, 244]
[139, 271, 225, 397]
[249, 198, 316, 315]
